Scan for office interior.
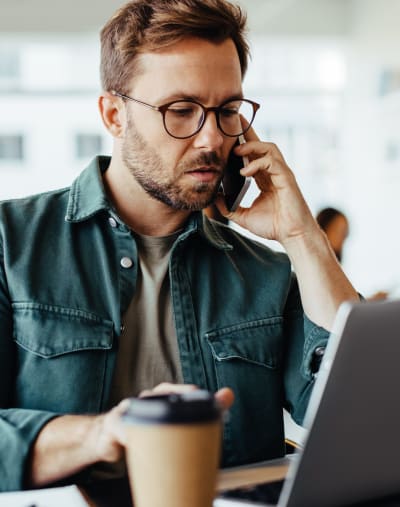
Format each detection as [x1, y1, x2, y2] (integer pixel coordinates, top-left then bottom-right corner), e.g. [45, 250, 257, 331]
[1, 0, 399, 299]
[0, 0, 399, 445]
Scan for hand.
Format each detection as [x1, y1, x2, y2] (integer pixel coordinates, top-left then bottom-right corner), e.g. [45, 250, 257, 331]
[139, 382, 235, 411]
[29, 400, 133, 487]
[368, 291, 388, 301]
[90, 398, 131, 462]
[93, 384, 234, 462]
[215, 123, 318, 247]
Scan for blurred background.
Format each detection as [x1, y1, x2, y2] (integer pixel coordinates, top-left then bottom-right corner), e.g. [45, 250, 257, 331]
[0, 0, 399, 299]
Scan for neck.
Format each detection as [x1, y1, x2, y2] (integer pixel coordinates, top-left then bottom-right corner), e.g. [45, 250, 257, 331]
[103, 156, 191, 236]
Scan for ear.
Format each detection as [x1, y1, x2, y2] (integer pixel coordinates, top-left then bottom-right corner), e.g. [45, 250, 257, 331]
[98, 92, 126, 138]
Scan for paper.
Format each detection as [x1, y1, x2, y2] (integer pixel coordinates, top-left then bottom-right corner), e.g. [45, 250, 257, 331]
[0, 485, 90, 507]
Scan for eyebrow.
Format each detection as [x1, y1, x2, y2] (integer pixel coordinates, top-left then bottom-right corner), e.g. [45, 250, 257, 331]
[155, 92, 244, 104]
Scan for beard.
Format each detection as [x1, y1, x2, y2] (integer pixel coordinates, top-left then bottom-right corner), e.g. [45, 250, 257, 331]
[121, 116, 224, 211]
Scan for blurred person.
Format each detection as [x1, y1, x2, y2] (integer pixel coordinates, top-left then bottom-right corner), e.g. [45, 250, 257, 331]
[316, 207, 349, 263]
[316, 207, 388, 301]
[0, 0, 359, 491]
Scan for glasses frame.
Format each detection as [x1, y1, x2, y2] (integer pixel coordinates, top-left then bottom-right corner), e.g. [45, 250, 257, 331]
[111, 90, 260, 139]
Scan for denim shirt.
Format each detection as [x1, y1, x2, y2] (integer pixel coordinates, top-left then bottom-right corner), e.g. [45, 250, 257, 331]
[0, 156, 329, 491]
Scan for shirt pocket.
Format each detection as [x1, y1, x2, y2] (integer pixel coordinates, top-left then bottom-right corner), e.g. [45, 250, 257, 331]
[206, 318, 285, 466]
[12, 303, 114, 414]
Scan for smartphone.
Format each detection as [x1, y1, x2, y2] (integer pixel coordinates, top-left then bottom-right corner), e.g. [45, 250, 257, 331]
[221, 135, 251, 212]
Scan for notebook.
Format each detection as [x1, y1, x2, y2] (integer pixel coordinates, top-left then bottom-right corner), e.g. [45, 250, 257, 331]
[215, 299, 400, 506]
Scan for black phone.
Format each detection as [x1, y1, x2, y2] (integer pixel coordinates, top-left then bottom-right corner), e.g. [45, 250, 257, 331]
[221, 135, 251, 212]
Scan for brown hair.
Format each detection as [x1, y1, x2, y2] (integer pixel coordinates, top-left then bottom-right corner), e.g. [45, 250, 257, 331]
[316, 207, 347, 232]
[100, 0, 249, 94]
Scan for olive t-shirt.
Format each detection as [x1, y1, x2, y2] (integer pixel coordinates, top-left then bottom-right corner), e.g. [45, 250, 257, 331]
[107, 230, 183, 408]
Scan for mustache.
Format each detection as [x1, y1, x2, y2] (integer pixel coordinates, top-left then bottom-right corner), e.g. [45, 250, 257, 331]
[184, 151, 224, 171]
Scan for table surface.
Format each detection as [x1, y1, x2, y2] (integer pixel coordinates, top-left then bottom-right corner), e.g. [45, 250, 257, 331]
[81, 476, 400, 507]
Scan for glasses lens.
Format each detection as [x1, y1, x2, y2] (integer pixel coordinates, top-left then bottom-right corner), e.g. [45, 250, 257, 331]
[164, 101, 204, 138]
[218, 100, 255, 136]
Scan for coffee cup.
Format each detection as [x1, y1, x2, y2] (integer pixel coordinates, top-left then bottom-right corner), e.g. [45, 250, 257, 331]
[122, 390, 222, 507]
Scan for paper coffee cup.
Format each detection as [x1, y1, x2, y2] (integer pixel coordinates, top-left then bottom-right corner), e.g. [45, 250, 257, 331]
[122, 390, 222, 507]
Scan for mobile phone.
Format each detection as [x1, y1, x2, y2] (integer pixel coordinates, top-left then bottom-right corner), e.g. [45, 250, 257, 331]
[221, 135, 251, 212]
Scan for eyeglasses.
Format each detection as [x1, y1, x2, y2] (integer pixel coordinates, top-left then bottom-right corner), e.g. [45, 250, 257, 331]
[111, 90, 260, 139]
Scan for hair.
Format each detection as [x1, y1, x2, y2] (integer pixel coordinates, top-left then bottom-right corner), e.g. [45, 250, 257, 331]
[100, 0, 249, 94]
[316, 207, 346, 232]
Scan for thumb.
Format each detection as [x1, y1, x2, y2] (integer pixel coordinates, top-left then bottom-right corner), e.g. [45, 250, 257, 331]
[215, 387, 235, 411]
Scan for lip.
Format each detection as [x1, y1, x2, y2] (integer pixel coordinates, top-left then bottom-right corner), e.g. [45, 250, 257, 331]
[185, 167, 221, 183]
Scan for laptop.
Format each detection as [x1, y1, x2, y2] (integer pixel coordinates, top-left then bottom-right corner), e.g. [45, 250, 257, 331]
[214, 299, 400, 506]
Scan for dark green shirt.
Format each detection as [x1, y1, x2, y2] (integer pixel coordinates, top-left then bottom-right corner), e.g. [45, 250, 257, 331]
[0, 156, 329, 491]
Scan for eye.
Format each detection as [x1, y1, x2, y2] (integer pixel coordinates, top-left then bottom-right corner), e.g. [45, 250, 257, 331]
[167, 102, 198, 117]
[220, 106, 239, 118]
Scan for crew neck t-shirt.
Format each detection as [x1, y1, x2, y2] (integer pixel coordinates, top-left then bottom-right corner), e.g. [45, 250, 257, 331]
[107, 230, 184, 408]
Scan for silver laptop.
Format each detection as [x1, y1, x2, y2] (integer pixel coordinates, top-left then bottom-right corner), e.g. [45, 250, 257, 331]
[215, 299, 400, 506]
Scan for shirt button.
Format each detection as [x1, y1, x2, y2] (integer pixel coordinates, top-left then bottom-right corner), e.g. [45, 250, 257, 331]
[120, 257, 133, 269]
[108, 216, 118, 228]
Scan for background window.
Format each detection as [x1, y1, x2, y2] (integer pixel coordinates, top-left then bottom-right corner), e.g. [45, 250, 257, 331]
[0, 134, 24, 161]
[0, 49, 20, 81]
[75, 133, 103, 159]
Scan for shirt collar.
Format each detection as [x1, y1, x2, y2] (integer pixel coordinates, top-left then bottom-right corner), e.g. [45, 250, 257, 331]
[65, 155, 232, 251]
[180, 212, 233, 251]
[65, 156, 111, 223]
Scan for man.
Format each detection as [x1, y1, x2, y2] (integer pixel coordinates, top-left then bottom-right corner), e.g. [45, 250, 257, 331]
[0, 0, 358, 492]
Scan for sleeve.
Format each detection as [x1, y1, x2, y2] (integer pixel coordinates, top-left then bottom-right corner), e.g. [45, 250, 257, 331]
[0, 236, 57, 492]
[0, 410, 58, 491]
[282, 273, 330, 426]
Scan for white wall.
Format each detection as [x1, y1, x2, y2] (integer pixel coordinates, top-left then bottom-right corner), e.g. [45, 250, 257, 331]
[0, 36, 112, 199]
[239, 1, 400, 299]
[340, 0, 400, 296]
[0, 95, 112, 198]
[1, 1, 399, 299]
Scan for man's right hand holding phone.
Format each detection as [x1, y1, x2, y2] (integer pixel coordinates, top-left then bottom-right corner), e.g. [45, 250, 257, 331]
[215, 124, 359, 331]
[217, 124, 317, 245]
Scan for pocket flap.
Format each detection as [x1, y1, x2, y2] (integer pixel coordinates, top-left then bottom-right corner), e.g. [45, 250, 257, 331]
[206, 318, 283, 369]
[13, 303, 114, 358]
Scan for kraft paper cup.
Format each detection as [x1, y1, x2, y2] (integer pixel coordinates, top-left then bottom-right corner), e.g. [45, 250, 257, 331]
[122, 390, 222, 507]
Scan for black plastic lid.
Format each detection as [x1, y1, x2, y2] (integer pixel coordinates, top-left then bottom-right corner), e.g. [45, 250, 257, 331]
[121, 390, 221, 424]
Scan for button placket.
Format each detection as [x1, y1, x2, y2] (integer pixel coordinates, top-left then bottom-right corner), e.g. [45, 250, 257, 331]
[108, 216, 118, 228]
[120, 256, 133, 269]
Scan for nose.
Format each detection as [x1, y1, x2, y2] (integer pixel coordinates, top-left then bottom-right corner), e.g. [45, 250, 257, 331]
[192, 110, 224, 151]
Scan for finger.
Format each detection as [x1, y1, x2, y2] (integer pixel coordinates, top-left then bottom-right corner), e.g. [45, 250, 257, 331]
[214, 193, 249, 223]
[241, 117, 260, 143]
[112, 417, 128, 446]
[111, 400, 130, 444]
[215, 387, 235, 411]
[116, 398, 131, 413]
[139, 383, 198, 398]
[153, 382, 198, 393]
[241, 115, 283, 161]
[240, 155, 272, 177]
[239, 115, 260, 144]
[104, 402, 130, 446]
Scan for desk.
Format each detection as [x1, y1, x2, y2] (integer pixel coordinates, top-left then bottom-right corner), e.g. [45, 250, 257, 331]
[79, 479, 400, 507]
[81, 474, 400, 507]
[81, 459, 290, 507]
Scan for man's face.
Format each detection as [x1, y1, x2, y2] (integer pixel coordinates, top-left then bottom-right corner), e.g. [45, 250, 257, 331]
[119, 37, 243, 210]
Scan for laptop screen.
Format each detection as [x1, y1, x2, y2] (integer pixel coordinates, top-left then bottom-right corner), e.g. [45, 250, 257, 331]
[215, 300, 400, 507]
